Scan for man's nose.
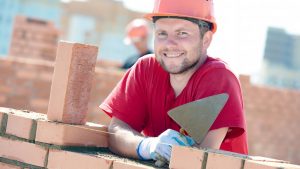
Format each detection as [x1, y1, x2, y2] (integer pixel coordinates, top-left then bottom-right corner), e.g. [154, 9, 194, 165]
[164, 36, 178, 47]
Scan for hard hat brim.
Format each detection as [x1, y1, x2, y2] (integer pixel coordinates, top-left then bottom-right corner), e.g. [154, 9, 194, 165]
[144, 13, 217, 33]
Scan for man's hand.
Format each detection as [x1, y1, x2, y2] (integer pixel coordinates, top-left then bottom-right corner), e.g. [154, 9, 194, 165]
[136, 129, 195, 162]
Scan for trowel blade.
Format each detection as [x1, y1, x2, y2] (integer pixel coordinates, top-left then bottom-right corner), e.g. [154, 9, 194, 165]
[168, 93, 229, 144]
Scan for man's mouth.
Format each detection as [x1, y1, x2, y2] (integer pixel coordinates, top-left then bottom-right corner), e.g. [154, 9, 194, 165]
[163, 52, 184, 58]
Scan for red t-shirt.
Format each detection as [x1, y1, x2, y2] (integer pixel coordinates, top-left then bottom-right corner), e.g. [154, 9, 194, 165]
[100, 55, 248, 154]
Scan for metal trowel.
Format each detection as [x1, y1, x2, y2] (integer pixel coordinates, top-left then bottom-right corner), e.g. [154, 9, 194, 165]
[168, 93, 229, 144]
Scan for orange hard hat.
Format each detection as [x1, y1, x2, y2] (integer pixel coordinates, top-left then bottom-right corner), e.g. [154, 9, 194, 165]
[144, 0, 217, 33]
[124, 19, 149, 44]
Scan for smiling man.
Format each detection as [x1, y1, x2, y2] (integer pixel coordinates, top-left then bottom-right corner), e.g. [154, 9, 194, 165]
[99, 0, 248, 165]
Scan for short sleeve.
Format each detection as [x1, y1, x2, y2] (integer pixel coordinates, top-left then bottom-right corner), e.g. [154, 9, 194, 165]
[194, 67, 246, 139]
[99, 59, 148, 132]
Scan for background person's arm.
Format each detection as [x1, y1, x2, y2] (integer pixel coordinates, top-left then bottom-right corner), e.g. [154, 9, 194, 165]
[108, 117, 144, 158]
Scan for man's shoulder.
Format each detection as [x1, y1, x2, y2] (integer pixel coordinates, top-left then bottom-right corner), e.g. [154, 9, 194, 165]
[139, 53, 156, 61]
[205, 56, 228, 68]
[197, 56, 238, 78]
[201, 56, 236, 73]
[136, 54, 159, 68]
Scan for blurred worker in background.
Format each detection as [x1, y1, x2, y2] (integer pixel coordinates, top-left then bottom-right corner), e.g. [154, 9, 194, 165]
[121, 18, 152, 69]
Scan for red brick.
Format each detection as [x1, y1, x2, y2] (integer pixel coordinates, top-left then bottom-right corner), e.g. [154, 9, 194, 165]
[35, 120, 108, 147]
[47, 149, 113, 169]
[0, 137, 48, 167]
[6, 95, 30, 111]
[39, 72, 53, 81]
[205, 150, 244, 169]
[9, 15, 59, 61]
[87, 109, 111, 125]
[47, 41, 98, 124]
[30, 99, 48, 111]
[16, 71, 36, 80]
[0, 162, 21, 169]
[6, 114, 34, 140]
[244, 160, 300, 169]
[0, 86, 12, 93]
[169, 146, 205, 169]
[3, 108, 46, 140]
[0, 95, 7, 104]
[32, 81, 51, 98]
[113, 161, 155, 169]
[96, 59, 122, 68]
[249, 156, 288, 163]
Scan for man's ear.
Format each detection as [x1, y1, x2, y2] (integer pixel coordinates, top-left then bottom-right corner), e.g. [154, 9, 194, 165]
[202, 31, 213, 50]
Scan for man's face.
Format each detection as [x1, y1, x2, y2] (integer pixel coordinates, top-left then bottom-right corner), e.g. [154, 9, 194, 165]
[154, 18, 205, 74]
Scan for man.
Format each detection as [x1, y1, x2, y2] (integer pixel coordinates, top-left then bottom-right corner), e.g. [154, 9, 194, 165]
[100, 0, 248, 164]
[121, 18, 152, 69]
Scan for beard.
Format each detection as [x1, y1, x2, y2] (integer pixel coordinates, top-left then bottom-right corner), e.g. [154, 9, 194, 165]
[159, 57, 201, 74]
[156, 44, 205, 74]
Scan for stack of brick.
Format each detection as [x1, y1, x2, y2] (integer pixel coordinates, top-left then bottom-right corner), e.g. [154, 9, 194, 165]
[9, 15, 59, 61]
[1, 107, 300, 169]
[0, 41, 158, 169]
[0, 107, 110, 169]
[0, 56, 124, 125]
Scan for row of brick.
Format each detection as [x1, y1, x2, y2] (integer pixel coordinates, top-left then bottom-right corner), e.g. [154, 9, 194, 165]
[0, 107, 158, 169]
[0, 107, 108, 147]
[0, 136, 157, 169]
[170, 146, 300, 169]
[2, 133, 300, 169]
[2, 106, 300, 168]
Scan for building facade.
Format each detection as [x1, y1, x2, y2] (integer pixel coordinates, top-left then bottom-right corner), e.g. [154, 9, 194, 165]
[0, 0, 61, 56]
[61, 0, 148, 62]
[260, 27, 300, 90]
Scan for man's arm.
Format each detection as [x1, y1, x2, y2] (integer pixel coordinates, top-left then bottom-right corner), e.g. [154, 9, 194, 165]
[197, 127, 229, 149]
[108, 117, 144, 158]
[108, 117, 195, 161]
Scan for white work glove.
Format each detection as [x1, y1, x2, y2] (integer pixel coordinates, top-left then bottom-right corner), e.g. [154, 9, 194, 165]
[136, 129, 195, 162]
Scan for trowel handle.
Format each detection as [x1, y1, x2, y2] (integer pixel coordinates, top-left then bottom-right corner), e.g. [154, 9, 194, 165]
[180, 128, 188, 136]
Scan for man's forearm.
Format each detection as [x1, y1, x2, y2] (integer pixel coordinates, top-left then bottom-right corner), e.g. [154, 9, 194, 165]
[196, 127, 228, 149]
[108, 117, 144, 158]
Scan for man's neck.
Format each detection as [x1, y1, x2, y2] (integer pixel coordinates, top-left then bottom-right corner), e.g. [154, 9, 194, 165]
[170, 71, 193, 97]
[170, 55, 207, 97]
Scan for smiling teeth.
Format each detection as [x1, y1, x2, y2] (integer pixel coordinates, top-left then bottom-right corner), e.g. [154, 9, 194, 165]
[164, 53, 182, 57]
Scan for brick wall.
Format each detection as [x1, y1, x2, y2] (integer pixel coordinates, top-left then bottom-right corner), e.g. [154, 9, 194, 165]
[0, 57, 124, 125]
[240, 75, 300, 164]
[9, 15, 59, 61]
[1, 56, 300, 165]
[1, 107, 300, 169]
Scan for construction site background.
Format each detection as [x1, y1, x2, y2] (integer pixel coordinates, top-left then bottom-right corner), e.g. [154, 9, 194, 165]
[0, 0, 300, 166]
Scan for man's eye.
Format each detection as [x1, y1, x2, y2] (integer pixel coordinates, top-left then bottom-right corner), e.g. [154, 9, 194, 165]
[178, 31, 188, 37]
[157, 32, 167, 38]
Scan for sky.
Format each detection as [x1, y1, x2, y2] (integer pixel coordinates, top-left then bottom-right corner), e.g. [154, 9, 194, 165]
[118, 0, 300, 75]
